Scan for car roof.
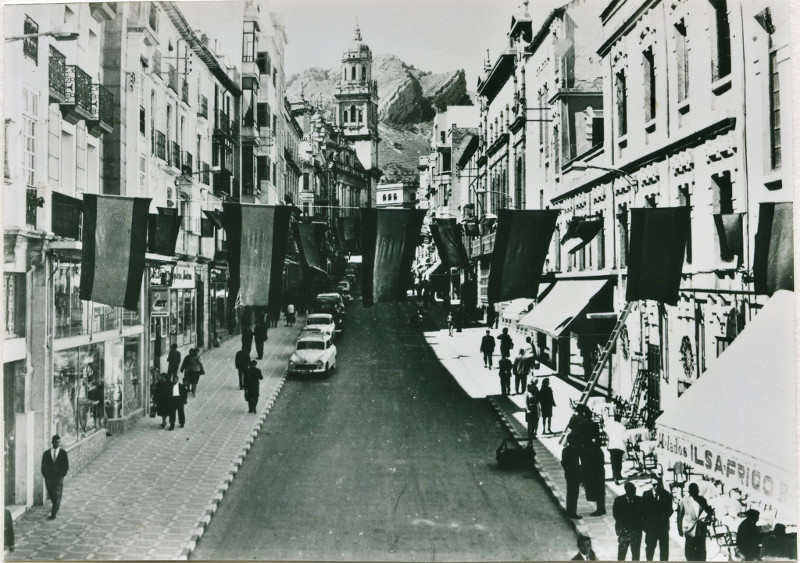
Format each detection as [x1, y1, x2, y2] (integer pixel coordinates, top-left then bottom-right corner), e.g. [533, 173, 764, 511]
[307, 313, 333, 320]
[317, 293, 342, 299]
[297, 332, 330, 342]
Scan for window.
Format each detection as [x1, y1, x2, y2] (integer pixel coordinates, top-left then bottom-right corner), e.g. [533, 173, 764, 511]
[351, 66, 356, 81]
[3, 273, 25, 338]
[643, 48, 656, 122]
[242, 147, 254, 195]
[257, 155, 269, 183]
[23, 15, 39, 63]
[242, 21, 257, 62]
[769, 48, 781, 169]
[440, 131, 446, 144]
[138, 155, 146, 192]
[711, 0, 732, 81]
[242, 86, 255, 127]
[675, 21, 690, 102]
[712, 172, 733, 214]
[257, 102, 270, 128]
[150, 91, 156, 152]
[22, 88, 37, 189]
[139, 105, 146, 135]
[597, 214, 606, 269]
[615, 71, 627, 136]
[350, 105, 356, 124]
[678, 186, 692, 263]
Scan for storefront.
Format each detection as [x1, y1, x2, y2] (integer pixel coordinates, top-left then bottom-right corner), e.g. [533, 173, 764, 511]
[209, 265, 230, 344]
[148, 263, 197, 362]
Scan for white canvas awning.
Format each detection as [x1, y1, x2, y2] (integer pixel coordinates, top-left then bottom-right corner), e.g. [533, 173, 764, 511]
[518, 279, 608, 337]
[501, 298, 535, 321]
[656, 290, 796, 518]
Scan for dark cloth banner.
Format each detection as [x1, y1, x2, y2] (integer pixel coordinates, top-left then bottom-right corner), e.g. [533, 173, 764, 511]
[561, 217, 602, 254]
[361, 208, 427, 306]
[626, 207, 690, 305]
[487, 209, 559, 303]
[431, 218, 468, 268]
[202, 209, 224, 230]
[147, 213, 181, 255]
[80, 194, 151, 310]
[223, 204, 291, 307]
[200, 217, 214, 237]
[714, 213, 743, 265]
[754, 202, 794, 295]
[293, 222, 327, 274]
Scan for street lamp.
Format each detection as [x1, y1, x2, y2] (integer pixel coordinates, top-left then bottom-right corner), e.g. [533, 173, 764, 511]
[475, 188, 512, 214]
[5, 26, 79, 42]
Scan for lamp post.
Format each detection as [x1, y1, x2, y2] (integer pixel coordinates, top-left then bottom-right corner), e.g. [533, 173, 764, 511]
[5, 27, 79, 42]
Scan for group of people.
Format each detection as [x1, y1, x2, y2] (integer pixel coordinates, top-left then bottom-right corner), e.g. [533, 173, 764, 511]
[609, 476, 675, 561]
[561, 407, 608, 521]
[524, 377, 555, 436]
[150, 345, 208, 430]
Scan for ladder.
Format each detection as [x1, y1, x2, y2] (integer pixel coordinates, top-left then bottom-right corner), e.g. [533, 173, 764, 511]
[559, 301, 634, 445]
[626, 368, 648, 427]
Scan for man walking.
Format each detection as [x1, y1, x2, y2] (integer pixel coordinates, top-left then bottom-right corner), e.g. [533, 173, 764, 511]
[167, 343, 181, 380]
[606, 413, 627, 485]
[641, 474, 673, 561]
[40, 435, 69, 519]
[241, 324, 254, 355]
[243, 359, 264, 413]
[613, 482, 643, 560]
[169, 374, 188, 430]
[498, 327, 513, 359]
[525, 380, 540, 438]
[561, 434, 582, 519]
[447, 311, 454, 337]
[498, 355, 512, 395]
[480, 330, 495, 368]
[512, 348, 530, 394]
[253, 318, 268, 359]
[235, 348, 250, 390]
[678, 483, 713, 561]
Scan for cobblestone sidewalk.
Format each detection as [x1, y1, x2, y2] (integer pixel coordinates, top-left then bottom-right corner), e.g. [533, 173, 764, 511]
[7, 323, 301, 561]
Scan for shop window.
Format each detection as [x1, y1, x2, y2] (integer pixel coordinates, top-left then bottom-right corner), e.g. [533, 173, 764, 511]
[122, 336, 143, 415]
[54, 265, 90, 339]
[615, 71, 627, 137]
[53, 343, 106, 447]
[3, 273, 26, 338]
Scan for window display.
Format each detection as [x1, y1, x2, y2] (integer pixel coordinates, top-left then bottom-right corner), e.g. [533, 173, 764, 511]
[52, 343, 105, 446]
[123, 337, 142, 415]
[53, 265, 90, 339]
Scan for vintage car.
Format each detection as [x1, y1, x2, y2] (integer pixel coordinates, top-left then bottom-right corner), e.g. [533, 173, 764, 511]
[303, 313, 337, 339]
[313, 293, 345, 328]
[287, 333, 337, 375]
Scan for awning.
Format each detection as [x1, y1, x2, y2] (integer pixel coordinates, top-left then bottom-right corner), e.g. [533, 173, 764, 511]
[561, 217, 602, 254]
[423, 259, 444, 279]
[656, 290, 796, 517]
[518, 279, 608, 337]
[501, 298, 535, 320]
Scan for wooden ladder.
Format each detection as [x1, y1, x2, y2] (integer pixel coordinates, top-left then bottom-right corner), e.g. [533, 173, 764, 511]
[559, 301, 634, 445]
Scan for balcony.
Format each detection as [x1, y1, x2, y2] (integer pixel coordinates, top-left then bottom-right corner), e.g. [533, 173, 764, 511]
[89, 2, 117, 22]
[214, 110, 230, 137]
[199, 161, 210, 185]
[51, 192, 83, 239]
[198, 96, 208, 118]
[181, 81, 189, 105]
[182, 152, 193, 174]
[60, 65, 93, 124]
[48, 46, 67, 103]
[240, 115, 260, 145]
[88, 84, 113, 137]
[470, 231, 496, 257]
[126, 2, 158, 46]
[168, 141, 181, 170]
[152, 50, 162, 78]
[154, 130, 166, 161]
[212, 168, 232, 196]
[167, 64, 178, 93]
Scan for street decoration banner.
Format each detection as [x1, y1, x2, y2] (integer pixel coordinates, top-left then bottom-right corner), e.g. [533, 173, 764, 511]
[292, 221, 327, 274]
[361, 208, 427, 306]
[626, 207, 690, 305]
[147, 208, 182, 255]
[487, 209, 559, 303]
[714, 213, 744, 266]
[223, 203, 291, 307]
[560, 217, 602, 254]
[753, 202, 794, 295]
[431, 218, 468, 268]
[80, 194, 151, 310]
[202, 209, 224, 230]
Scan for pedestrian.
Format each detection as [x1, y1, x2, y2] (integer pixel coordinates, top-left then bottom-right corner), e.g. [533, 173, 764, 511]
[561, 434, 582, 519]
[606, 413, 627, 485]
[4, 508, 14, 552]
[736, 509, 762, 561]
[498, 355, 512, 395]
[486, 304, 494, 328]
[568, 405, 600, 448]
[512, 348, 530, 394]
[180, 348, 205, 396]
[253, 318, 268, 359]
[167, 343, 181, 379]
[525, 380, 540, 438]
[641, 473, 673, 561]
[582, 439, 607, 516]
[168, 374, 188, 430]
[498, 327, 513, 358]
[493, 305, 499, 328]
[235, 348, 250, 390]
[613, 482, 643, 560]
[677, 482, 713, 561]
[155, 372, 172, 428]
[241, 324, 254, 355]
[40, 435, 69, 520]
[572, 535, 598, 560]
[480, 330, 495, 369]
[243, 359, 264, 413]
[525, 335, 539, 369]
[286, 303, 296, 326]
[447, 311, 454, 337]
[538, 377, 556, 434]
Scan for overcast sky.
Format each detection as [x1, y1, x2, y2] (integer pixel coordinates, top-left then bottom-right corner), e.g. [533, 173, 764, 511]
[180, 0, 542, 89]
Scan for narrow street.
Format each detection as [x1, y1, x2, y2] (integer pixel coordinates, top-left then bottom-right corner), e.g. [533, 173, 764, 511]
[193, 300, 576, 561]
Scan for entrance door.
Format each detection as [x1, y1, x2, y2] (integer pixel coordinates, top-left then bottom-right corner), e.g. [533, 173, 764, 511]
[4, 362, 18, 505]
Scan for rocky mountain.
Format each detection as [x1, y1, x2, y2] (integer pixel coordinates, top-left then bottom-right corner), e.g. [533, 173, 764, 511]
[287, 54, 472, 180]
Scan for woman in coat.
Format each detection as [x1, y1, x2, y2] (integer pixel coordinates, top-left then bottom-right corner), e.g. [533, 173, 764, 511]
[155, 373, 172, 428]
[180, 348, 205, 397]
[538, 378, 556, 434]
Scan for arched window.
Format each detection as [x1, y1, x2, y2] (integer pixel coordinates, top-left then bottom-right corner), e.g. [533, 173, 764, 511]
[361, 65, 367, 82]
[351, 66, 356, 81]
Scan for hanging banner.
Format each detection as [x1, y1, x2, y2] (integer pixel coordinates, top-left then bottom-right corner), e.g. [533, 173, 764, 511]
[80, 194, 151, 310]
[292, 222, 327, 274]
[147, 213, 182, 255]
[626, 207, 690, 305]
[753, 202, 794, 295]
[361, 208, 427, 306]
[223, 203, 291, 307]
[431, 218, 468, 268]
[487, 209, 559, 303]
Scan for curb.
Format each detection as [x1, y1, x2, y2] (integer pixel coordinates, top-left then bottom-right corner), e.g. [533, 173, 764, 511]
[487, 397, 594, 540]
[178, 374, 289, 559]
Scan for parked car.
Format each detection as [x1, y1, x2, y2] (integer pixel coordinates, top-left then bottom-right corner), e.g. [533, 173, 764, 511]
[337, 281, 352, 302]
[287, 333, 337, 376]
[313, 293, 345, 328]
[303, 313, 337, 339]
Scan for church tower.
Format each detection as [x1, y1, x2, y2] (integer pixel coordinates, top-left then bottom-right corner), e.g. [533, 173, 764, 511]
[335, 23, 380, 206]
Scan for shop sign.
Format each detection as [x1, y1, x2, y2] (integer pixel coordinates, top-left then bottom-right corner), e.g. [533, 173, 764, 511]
[150, 265, 173, 287]
[173, 265, 195, 289]
[151, 288, 169, 317]
[656, 427, 796, 511]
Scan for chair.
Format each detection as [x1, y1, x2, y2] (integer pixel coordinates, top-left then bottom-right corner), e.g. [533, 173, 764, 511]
[708, 516, 739, 561]
[668, 462, 691, 501]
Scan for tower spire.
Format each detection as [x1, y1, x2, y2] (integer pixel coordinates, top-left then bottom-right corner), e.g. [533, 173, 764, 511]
[353, 19, 362, 42]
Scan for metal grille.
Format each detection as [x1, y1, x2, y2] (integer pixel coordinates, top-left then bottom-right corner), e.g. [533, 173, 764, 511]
[49, 46, 66, 98]
[65, 65, 92, 113]
[23, 16, 38, 63]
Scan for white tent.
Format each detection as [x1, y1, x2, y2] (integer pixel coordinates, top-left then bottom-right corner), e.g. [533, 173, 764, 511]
[656, 290, 796, 518]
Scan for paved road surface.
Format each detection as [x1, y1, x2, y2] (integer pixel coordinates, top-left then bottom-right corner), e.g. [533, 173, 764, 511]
[193, 300, 577, 561]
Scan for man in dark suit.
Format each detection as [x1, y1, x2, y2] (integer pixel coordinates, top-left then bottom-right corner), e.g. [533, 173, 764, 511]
[613, 482, 644, 560]
[641, 474, 674, 561]
[40, 435, 69, 519]
[234, 348, 250, 390]
[561, 434, 582, 519]
[572, 535, 598, 560]
[253, 319, 268, 359]
[168, 374, 188, 430]
[480, 330, 495, 368]
[167, 343, 181, 380]
[241, 325, 254, 355]
[243, 360, 264, 413]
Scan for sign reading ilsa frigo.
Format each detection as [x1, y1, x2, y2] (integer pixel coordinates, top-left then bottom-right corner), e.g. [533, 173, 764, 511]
[656, 427, 796, 512]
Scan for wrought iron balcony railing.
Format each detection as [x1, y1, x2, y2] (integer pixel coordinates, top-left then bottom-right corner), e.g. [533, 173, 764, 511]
[182, 152, 193, 174]
[215, 110, 230, 136]
[168, 141, 181, 169]
[154, 130, 166, 161]
[23, 16, 38, 63]
[199, 161, 210, 185]
[88, 84, 113, 136]
[49, 46, 67, 103]
[198, 96, 208, 118]
[61, 65, 93, 124]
